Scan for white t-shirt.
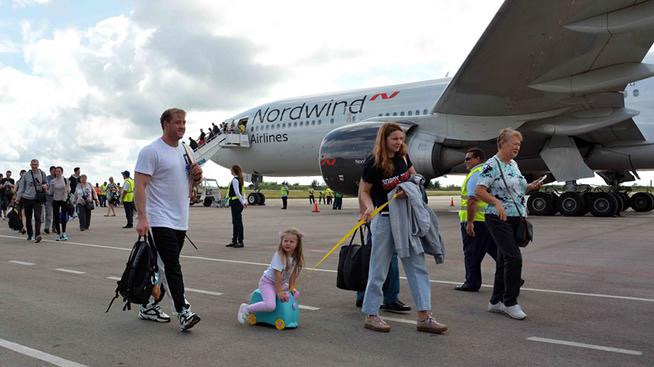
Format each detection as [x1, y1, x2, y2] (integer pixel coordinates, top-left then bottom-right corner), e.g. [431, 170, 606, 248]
[134, 138, 190, 230]
[263, 252, 294, 284]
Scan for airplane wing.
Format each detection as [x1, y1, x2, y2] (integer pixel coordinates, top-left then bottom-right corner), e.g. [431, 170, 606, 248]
[433, 0, 654, 118]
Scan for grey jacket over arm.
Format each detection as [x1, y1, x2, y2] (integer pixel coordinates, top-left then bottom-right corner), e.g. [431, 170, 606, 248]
[388, 174, 445, 263]
[16, 169, 46, 201]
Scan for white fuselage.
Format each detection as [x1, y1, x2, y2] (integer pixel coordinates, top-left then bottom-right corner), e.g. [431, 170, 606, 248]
[212, 79, 447, 176]
[211, 75, 654, 177]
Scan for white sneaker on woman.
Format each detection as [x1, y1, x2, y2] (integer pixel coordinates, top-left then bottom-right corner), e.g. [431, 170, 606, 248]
[503, 304, 527, 320]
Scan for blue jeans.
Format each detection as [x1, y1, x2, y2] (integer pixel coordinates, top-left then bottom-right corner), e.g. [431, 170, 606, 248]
[362, 216, 431, 315]
[356, 227, 399, 304]
[356, 252, 400, 305]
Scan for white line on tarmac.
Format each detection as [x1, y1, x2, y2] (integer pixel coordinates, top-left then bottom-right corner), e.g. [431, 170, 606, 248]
[382, 316, 417, 325]
[8, 260, 35, 266]
[54, 268, 86, 275]
[4, 234, 654, 304]
[106, 276, 121, 281]
[527, 337, 643, 356]
[0, 337, 89, 367]
[299, 305, 320, 311]
[186, 287, 223, 296]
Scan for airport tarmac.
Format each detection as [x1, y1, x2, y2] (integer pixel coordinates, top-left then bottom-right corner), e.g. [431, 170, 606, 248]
[0, 196, 652, 367]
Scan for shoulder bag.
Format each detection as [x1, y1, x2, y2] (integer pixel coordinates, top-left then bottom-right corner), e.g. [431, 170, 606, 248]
[30, 170, 47, 203]
[83, 184, 95, 211]
[494, 158, 533, 247]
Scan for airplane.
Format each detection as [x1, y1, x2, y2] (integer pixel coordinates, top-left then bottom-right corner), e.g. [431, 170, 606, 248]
[194, 0, 654, 217]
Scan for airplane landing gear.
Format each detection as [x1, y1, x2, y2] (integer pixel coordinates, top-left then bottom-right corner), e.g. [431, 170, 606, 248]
[527, 174, 653, 217]
[248, 173, 266, 205]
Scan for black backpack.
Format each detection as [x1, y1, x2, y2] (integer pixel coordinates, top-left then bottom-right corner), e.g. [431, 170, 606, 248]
[7, 207, 23, 231]
[105, 234, 159, 312]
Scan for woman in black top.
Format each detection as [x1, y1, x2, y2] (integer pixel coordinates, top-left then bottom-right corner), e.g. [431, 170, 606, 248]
[358, 122, 448, 334]
[226, 165, 247, 248]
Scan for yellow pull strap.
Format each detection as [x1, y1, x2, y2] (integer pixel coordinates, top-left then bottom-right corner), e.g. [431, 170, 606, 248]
[312, 193, 397, 270]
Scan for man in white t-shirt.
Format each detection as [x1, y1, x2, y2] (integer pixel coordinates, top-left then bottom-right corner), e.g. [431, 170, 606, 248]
[134, 107, 203, 332]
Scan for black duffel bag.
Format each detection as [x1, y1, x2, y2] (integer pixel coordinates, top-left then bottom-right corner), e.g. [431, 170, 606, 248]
[336, 225, 371, 291]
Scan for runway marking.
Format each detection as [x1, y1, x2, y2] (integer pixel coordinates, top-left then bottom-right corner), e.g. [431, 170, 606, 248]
[54, 268, 86, 275]
[8, 260, 35, 266]
[0, 337, 89, 367]
[299, 305, 320, 311]
[106, 276, 121, 281]
[382, 316, 416, 325]
[527, 337, 643, 356]
[186, 287, 224, 296]
[3, 234, 654, 304]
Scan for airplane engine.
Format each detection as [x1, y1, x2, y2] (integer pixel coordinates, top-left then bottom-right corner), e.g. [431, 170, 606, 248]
[319, 121, 461, 196]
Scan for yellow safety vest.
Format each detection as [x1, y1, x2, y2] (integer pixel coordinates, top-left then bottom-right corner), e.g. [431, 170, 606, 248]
[123, 178, 135, 203]
[459, 164, 487, 222]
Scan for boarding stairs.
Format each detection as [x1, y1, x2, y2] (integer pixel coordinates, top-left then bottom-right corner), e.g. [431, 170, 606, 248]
[193, 132, 250, 166]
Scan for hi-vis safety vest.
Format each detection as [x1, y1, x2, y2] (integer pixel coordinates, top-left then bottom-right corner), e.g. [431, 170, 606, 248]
[459, 164, 488, 222]
[123, 178, 135, 203]
[280, 186, 289, 197]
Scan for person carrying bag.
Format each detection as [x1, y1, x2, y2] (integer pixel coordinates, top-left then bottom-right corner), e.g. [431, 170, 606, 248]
[475, 128, 543, 320]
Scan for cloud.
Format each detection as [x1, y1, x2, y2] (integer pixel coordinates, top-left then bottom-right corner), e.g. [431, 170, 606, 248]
[11, 0, 51, 8]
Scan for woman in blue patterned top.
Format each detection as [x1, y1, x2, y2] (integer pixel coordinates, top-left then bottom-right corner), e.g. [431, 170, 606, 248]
[475, 128, 542, 320]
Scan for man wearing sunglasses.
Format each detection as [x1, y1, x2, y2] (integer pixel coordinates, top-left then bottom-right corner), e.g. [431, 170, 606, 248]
[455, 148, 497, 292]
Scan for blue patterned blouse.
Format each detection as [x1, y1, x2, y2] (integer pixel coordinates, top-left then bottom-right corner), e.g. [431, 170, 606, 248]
[477, 155, 528, 217]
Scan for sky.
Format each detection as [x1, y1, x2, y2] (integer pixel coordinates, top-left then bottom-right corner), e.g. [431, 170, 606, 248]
[1, 0, 653, 188]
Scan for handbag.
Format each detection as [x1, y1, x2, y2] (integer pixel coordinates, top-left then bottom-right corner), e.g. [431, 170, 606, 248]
[336, 225, 371, 291]
[82, 184, 95, 210]
[30, 170, 47, 203]
[494, 158, 533, 247]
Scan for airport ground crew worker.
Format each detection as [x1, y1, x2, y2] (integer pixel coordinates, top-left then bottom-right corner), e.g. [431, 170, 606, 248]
[333, 191, 343, 210]
[121, 170, 135, 229]
[455, 148, 497, 292]
[280, 182, 289, 209]
[318, 190, 325, 204]
[308, 187, 315, 204]
[100, 181, 108, 207]
[325, 187, 333, 205]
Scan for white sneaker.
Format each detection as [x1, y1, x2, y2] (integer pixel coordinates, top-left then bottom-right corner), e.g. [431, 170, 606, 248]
[237, 303, 250, 324]
[178, 307, 201, 331]
[487, 301, 504, 313]
[503, 304, 527, 320]
[138, 304, 171, 323]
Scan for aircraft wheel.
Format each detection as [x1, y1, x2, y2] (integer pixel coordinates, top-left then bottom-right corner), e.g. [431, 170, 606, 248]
[274, 318, 286, 331]
[557, 192, 585, 216]
[257, 193, 266, 205]
[609, 192, 625, 214]
[589, 193, 618, 217]
[247, 193, 259, 205]
[629, 192, 654, 212]
[203, 197, 213, 207]
[527, 192, 555, 215]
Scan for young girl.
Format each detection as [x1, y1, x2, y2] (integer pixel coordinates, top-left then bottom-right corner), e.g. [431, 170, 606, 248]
[238, 228, 305, 324]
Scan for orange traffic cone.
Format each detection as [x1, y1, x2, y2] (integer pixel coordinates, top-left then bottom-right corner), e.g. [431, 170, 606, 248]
[450, 197, 455, 207]
[312, 201, 320, 213]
